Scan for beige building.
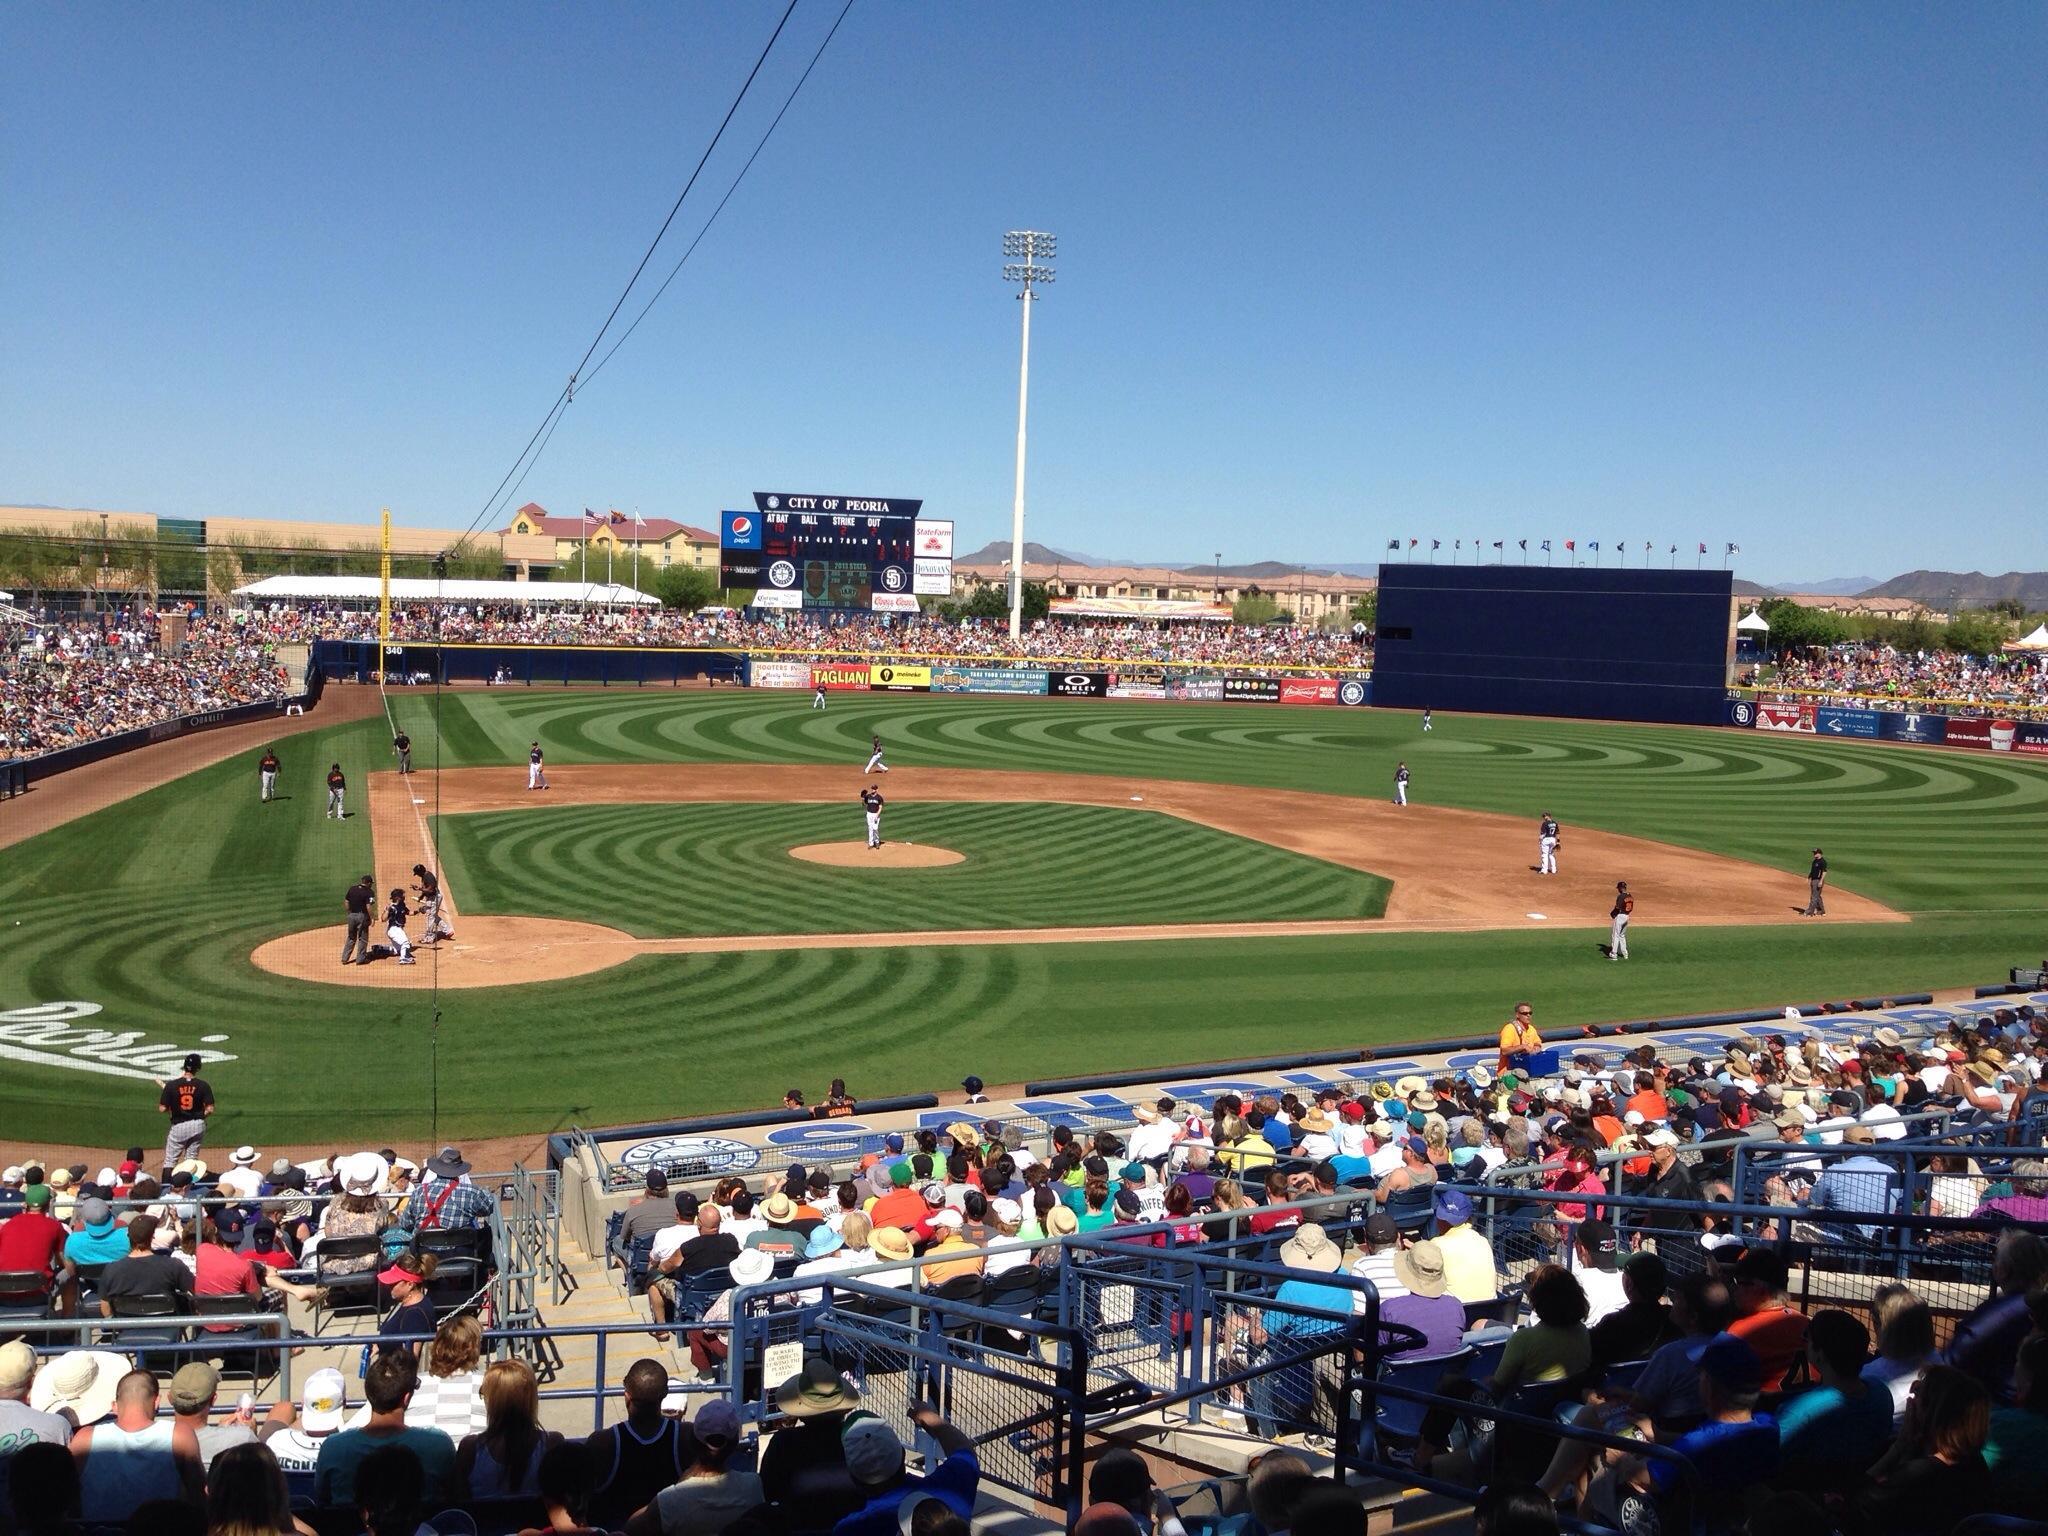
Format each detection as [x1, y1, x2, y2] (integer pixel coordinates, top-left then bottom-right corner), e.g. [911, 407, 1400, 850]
[952, 560, 1375, 626]
[502, 503, 718, 572]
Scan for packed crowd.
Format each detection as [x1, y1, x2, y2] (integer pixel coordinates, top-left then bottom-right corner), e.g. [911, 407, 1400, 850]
[1765, 644, 2048, 709]
[0, 612, 292, 759]
[228, 603, 1371, 672]
[4, 1002, 2046, 1534]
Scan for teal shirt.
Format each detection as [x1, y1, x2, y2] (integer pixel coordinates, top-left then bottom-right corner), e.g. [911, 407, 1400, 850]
[314, 1425, 457, 1506]
[1775, 1383, 1892, 1471]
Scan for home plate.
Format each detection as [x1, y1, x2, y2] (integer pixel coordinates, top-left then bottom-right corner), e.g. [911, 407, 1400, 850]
[1130, 795, 1144, 802]
[1526, 913, 1548, 920]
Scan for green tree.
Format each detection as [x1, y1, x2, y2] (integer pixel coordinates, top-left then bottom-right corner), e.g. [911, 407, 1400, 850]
[1945, 612, 2010, 656]
[1349, 592, 1378, 630]
[1988, 596, 2028, 621]
[651, 564, 717, 611]
[1233, 591, 1280, 625]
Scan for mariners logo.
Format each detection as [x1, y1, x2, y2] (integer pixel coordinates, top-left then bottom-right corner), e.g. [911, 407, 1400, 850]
[765, 497, 780, 510]
[1339, 680, 1367, 706]
[768, 560, 797, 588]
[615, 1135, 761, 1177]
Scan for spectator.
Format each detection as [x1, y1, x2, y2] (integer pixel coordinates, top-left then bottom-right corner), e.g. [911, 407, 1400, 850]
[1380, 1239, 1468, 1359]
[0, 1342, 70, 1507]
[1580, 1337, 1778, 1527]
[1774, 1310, 1891, 1483]
[0, 1183, 68, 1310]
[1984, 1334, 2048, 1512]
[1245, 1451, 1315, 1536]
[1346, 1212, 1408, 1311]
[64, 1194, 129, 1267]
[313, 1352, 457, 1506]
[527, 1438, 605, 1536]
[831, 1408, 978, 1536]
[397, 1311, 489, 1438]
[1861, 1283, 1936, 1429]
[403, 1146, 494, 1232]
[455, 1358, 559, 1498]
[1495, 1264, 1592, 1390]
[1801, 1126, 1899, 1240]
[1431, 1191, 1498, 1304]
[71, 1368, 204, 1521]
[203, 1441, 298, 1536]
[96, 1213, 193, 1314]
[167, 1362, 255, 1470]
[313, 1154, 393, 1273]
[1941, 1230, 2048, 1401]
[254, 1367, 349, 1479]
[759, 1358, 863, 1528]
[374, 1252, 439, 1360]
[1726, 1248, 1808, 1392]
[353, 1441, 430, 1536]
[6, 1441, 79, 1536]
[586, 1360, 696, 1532]
[626, 1397, 761, 1536]
[684, 1249, 775, 1383]
[1086, 1446, 1183, 1536]
[616, 1172, 678, 1260]
[1977, 1159, 2048, 1223]
[1849, 1364, 1992, 1534]
[1589, 1251, 1678, 1369]
[1570, 1218, 1628, 1324]
[1472, 1481, 1560, 1536]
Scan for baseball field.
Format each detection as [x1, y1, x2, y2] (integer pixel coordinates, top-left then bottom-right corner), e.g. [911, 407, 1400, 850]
[2, 685, 2043, 1148]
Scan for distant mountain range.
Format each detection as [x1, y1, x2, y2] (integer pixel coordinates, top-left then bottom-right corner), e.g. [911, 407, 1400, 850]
[1861, 570, 2048, 610]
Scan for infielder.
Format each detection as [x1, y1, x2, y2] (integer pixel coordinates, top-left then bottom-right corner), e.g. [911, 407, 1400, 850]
[861, 785, 885, 848]
[864, 733, 889, 774]
[1394, 761, 1410, 806]
[258, 750, 280, 803]
[412, 862, 454, 944]
[528, 742, 549, 790]
[384, 887, 416, 964]
[1803, 847, 1828, 916]
[1538, 813, 1560, 875]
[813, 684, 827, 710]
[1609, 881, 1633, 960]
[325, 763, 346, 819]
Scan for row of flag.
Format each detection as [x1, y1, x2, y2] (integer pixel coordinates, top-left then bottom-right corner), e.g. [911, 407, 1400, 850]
[1383, 538, 1740, 564]
[583, 507, 647, 533]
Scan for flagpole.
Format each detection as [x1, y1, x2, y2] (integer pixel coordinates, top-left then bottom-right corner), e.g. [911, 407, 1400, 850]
[633, 510, 641, 593]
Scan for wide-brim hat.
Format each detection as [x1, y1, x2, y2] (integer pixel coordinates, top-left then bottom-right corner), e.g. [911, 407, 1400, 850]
[730, 1249, 775, 1287]
[1874, 1027, 1904, 1049]
[170, 1158, 209, 1181]
[1393, 1241, 1449, 1298]
[1278, 1223, 1341, 1273]
[776, 1358, 860, 1418]
[426, 1146, 471, 1179]
[336, 1152, 389, 1196]
[1298, 1108, 1334, 1134]
[1369, 1081, 1395, 1102]
[870, 1227, 915, 1262]
[29, 1348, 129, 1424]
[1393, 1076, 1428, 1099]
[230, 1146, 260, 1167]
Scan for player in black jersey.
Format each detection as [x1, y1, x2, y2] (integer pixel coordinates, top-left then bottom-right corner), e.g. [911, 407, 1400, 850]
[861, 786, 885, 848]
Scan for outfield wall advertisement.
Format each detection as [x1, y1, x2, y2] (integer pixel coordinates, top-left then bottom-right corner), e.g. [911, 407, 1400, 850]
[869, 663, 931, 691]
[1815, 707, 1881, 739]
[749, 660, 812, 689]
[1755, 703, 1816, 733]
[929, 667, 1048, 696]
[812, 662, 871, 691]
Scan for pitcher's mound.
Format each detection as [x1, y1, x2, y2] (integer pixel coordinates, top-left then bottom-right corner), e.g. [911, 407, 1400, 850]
[789, 841, 965, 868]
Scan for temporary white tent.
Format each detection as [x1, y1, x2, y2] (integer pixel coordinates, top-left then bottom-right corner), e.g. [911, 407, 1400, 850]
[1735, 610, 1771, 632]
[2004, 622, 2048, 653]
[231, 575, 659, 607]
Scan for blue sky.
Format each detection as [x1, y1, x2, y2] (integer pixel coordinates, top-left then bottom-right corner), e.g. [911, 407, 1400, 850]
[3, 4, 2041, 584]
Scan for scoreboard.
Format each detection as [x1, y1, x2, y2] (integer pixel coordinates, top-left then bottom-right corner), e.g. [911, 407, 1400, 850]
[720, 492, 952, 613]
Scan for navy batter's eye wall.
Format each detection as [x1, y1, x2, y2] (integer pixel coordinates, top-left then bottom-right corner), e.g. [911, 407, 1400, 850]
[1370, 565, 1734, 726]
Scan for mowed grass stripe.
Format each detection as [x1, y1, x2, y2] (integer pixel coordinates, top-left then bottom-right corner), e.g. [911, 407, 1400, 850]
[432, 800, 1390, 937]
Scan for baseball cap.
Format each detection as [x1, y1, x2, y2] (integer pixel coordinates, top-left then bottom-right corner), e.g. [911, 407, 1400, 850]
[1339, 1101, 1365, 1122]
[1434, 1189, 1473, 1226]
[1577, 1218, 1619, 1269]
[883, 1133, 904, 1153]
[169, 1362, 220, 1413]
[1113, 1187, 1142, 1217]
[1697, 1337, 1763, 1394]
[1363, 1212, 1399, 1246]
[842, 1416, 907, 1484]
[1645, 1128, 1681, 1148]
[77, 1197, 115, 1233]
[300, 1367, 348, 1432]
[694, 1398, 740, 1450]
[0, 1340, 36, 1394]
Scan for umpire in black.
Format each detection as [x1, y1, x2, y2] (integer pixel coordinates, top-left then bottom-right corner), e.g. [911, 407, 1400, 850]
[342, 874, 376, 965]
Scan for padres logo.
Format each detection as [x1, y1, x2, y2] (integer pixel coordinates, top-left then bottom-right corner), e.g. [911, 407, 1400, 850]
[1731, 702, 1755, 726]
[881, 567, 906, 591]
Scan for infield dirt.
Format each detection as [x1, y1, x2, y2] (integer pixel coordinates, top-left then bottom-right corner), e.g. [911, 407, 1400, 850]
[247, 762, 1902, 990]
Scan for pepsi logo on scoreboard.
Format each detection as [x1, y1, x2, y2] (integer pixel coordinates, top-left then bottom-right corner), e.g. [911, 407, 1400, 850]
[722, 511, 761, 550]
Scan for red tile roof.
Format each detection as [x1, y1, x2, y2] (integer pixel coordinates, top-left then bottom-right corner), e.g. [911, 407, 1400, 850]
[503, 506, 713, 542]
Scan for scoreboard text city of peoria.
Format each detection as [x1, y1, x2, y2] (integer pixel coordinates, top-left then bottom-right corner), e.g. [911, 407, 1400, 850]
[720, 493, 953, 613]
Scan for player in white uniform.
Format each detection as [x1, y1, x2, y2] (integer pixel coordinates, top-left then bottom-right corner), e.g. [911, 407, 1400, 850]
[1394, 762, 1410, 806]
[864, 734, 889, 774]
[861, 785, 885, 848]
[813, 684, 827, 710]
[527, 742, 548, 790]
[1421, 709, 1432, 732]
[384, 889, 416, 965]
[1539, 814, 1560, 876]
[1609, 881, 1632, 960]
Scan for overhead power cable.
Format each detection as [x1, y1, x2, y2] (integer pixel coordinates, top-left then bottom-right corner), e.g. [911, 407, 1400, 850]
[459, 0, 814, 543]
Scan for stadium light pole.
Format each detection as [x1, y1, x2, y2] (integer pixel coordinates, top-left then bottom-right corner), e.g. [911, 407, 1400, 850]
[1003, 231, 1055, 639]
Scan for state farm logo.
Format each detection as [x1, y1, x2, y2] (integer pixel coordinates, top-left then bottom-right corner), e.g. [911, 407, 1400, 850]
[768, 560, 797, 587]
[921, 536, 944, 551]
[0, 1002, 236, 1083]
[881, 567, 906, 591]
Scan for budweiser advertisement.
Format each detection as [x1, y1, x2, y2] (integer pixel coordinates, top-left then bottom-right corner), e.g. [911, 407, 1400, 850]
[1278, 679, 1340, 705]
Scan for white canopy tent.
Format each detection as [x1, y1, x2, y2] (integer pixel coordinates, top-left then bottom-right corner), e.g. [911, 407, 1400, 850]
[231, 575, 659, 607]
[2004, 622, 2048, 654]
[1735, 610, 1771, 632]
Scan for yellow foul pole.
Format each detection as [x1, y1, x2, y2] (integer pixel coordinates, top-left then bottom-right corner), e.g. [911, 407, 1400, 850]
[379, 507, 392, 680]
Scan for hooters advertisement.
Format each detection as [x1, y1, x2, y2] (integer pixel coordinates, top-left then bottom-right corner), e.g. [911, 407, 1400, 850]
[1755, 703, 1816, 733]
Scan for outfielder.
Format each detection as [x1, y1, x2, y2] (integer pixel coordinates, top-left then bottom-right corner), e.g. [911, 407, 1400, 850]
[527, 742, 549, 790]
[1609, 881, 1633, 961]
[412, 863, 454, 944]
[325, 763, 346, 819]
[259, 750, 280, 803]
[861, 785, 885, 848]
[1421, 709, 1433, 732]
[864, 733, 889, 774]
[813, 683, 827, 710]
[1538, 813, 1560, 875]
[1393, 761, 1410, 806]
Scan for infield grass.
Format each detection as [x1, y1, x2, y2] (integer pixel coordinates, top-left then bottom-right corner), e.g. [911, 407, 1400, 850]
[1, 688, 2042, 1146]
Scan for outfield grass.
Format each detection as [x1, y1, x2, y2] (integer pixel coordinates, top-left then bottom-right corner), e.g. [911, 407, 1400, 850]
[1, 688, 2042, 1147]
[436, 801, 1389, 937]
